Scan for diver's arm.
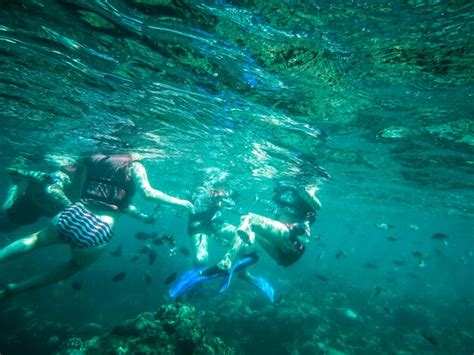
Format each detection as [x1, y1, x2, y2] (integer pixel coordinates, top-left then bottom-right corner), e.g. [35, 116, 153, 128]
[130, 162, 195, 213]
[45, 184, 72, 209]
[6, 168, 51, 184]
[124, 204, 158, 224]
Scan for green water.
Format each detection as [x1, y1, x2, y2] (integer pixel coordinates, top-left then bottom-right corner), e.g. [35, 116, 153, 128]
[0, 1, 473, 354]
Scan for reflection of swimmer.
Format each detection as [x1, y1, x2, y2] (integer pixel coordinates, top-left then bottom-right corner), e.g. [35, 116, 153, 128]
[217, 184, 321, 270]
[188, 186, 239, 267]
[0, 153, 194, 301]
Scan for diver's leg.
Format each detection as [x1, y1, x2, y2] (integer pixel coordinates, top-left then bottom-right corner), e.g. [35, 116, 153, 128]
[190, 233, 209, 267]
[0, 244, 106, 300]
[0, 217, 62, 263]
[249, 214, 289, 249]
[216, 214, 262, 270]
[234, 213, 289, 265]
[212, 223, 237, 247]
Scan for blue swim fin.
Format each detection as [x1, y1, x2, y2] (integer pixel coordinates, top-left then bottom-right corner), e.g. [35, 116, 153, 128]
[219, 253, 259, 293]
[169, 267, 220, 299]
[169, 253, 261, 299]
[244, 274, 275, 303]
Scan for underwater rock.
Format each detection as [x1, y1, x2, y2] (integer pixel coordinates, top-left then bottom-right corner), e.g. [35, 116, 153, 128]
[86, 303, 233, 354]
[56, 337, 86, 355]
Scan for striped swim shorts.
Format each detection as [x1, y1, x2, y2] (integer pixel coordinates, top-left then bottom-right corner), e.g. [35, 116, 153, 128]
[57, 203, 113, 248]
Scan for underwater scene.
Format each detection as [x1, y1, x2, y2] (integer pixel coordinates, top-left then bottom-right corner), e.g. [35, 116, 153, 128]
[0, 0, 473, 354]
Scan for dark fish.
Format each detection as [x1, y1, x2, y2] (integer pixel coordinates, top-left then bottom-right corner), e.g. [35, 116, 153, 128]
[135, 232, 151, 240]
[165, 272, 178, 285]
[412, 251, 423, 258]
[387, 236, 398, 242]
[148, 249, 157, 265]
[315, 274, 328, 282]
[112, 272, 127, 282]
[72, 281, 82, 291]
[110, 245, 122, 257]
[421, 331, 438, 346]
[152, 237, 164, 246]
[392, 260, 405, 267]
[335, 250, 345, 259]
[362, 262, 378, 269]
[144, 273, 152, 284]
[130, 255, 140, 263]
[431, 232, 449, 240]
[179, 247, 191, 257]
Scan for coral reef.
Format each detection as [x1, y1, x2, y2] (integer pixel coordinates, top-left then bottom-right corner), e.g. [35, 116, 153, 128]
[55, 303, 233, 355]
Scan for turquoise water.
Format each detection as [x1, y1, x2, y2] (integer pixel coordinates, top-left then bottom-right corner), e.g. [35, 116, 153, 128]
[0, 1, 473, 354]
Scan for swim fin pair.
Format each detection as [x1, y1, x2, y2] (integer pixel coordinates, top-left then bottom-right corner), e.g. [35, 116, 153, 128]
[169, 253, 274, 302]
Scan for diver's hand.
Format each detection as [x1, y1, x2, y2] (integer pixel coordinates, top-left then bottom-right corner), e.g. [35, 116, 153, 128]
[181, 200, 195, 214]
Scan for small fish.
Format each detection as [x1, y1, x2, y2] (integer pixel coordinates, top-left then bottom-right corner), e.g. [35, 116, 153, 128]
[362, 262, 378, 269]
[431, 232, 449, 240]
[335, 250, 345, 259]
[408, 224, 419, 231]
[144, 273, 152, 284]
[392, 260, 405, 267]
[72, 281, 82, 291]
[387, 236, 398, 242]
[135, 232, 151, 240]
[421, 331, 438, 346]
[179, 247, 191, 257]
[165, 272, 178, 285]
[148, 249, 157, 265]
[412, 251, 424, 258]
[162, 234, 176, 246]
[130, 255, 140, 263]
[110, 245, 122, 257]
[112, 272, 127, 282]
[315, 274, 328, 282]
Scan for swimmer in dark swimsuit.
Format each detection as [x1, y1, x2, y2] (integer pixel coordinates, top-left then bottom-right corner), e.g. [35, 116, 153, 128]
[217, 184, 321, 270]
[188, 186, 239, 266]
[0, 153, 194, 300]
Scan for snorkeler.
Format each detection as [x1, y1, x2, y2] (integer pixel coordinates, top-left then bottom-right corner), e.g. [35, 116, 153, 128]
[0, 166, 158, 233]
[0, 153, 194, 300]
[188, 186, 240, 267]
[216, 184, 322, 270]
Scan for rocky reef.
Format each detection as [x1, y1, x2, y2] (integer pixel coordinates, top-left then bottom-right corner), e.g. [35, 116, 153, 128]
[55, 303, 233, 355]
